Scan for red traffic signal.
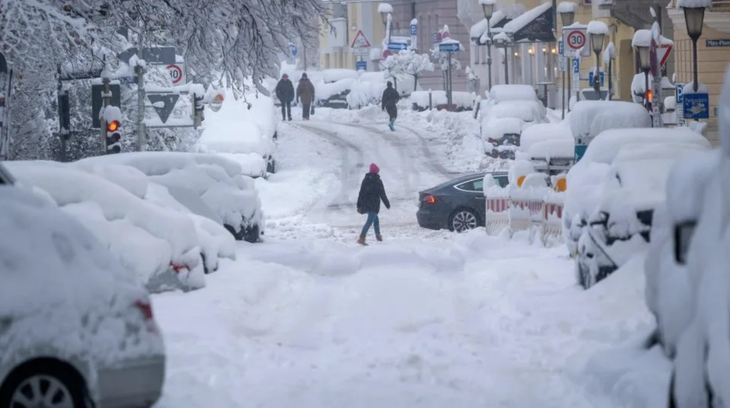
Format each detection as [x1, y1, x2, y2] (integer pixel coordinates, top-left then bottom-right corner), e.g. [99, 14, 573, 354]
[107, 120, 120, 132]
[646, 90, 653, 102]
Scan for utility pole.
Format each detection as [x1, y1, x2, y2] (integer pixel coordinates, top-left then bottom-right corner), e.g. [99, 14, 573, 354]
[136, 27, 146, 151]
[57, 64, 70, 162]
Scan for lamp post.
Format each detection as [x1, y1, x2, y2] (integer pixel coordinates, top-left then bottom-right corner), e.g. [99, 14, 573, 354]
[680, 5, 706, 92]
[589, 30, 605, 94]
[559, 5, 576, 112]
[494, 33, 512, 85]
[379, 4, 393, 48]
[480, 0, 496, 90]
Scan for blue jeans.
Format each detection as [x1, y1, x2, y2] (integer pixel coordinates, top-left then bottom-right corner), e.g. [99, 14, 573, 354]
[361, 212, 380, 237]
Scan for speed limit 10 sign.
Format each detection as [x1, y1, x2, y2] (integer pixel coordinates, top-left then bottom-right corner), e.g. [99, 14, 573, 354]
[562, 27, 591, 57]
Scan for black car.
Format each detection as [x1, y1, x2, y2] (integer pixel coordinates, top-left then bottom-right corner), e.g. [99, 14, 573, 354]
[417, 172, 508, 232]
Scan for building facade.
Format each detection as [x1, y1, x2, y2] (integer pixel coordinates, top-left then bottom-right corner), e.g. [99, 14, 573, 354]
[668, 0, 730, 142]
[319, 2, 386, 72]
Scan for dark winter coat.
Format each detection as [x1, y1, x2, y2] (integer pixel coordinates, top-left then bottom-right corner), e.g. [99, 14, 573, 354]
[275, 79, 295, 103]
[357, 173, 391, 214]
[381, 86, 400, 110]
[296, 78, 315, 104]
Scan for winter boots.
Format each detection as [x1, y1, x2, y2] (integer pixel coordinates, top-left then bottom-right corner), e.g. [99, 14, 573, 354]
[376, 235, 383, 242]
[388, 121, 395, 131]
[357, 235, 367, 246]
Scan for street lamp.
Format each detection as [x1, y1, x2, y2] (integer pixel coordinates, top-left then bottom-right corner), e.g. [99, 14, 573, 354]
[558, 3, 577, 115]
[588, 21, 607, 94]
[494, 32, 512, 85]
[378, 3, 394, 46]
[480, 0, 496, 89]
[559, 5, 575, 27]
[680, 5, 707, 92]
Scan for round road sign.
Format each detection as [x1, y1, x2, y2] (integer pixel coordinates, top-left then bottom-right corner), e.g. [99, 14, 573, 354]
[166, 64, 183, 84]
[566, 30, 586, 51]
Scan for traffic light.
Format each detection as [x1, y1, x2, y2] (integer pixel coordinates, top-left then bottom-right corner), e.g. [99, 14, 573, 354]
[192, 93, 204, 128]
[645, 90, 653, 112]
[105, 119, 121, 154]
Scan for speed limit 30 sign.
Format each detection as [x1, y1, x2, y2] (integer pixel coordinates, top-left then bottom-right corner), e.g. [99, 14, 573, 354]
[166, 64, 185, 85]
[562, 27, 590, 57]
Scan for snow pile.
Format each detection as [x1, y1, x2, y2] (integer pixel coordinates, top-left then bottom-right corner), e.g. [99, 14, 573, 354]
[78, 152, 264, 236]
[520, 123, 573, 154]
[5, 161, 207, 292]
[569, 101, 651, 144]
[677, 0, 712, 8]
[318, 78, 356, 101]
[603, 42, 616, 64]
[529, 139, 575, 161]
[0, 185, 165, 366]
[321, 69, 360, 83]
[488, 84, 539, 104]
[377, 2, 393, 13]
[346, 72, 416, 108]
[410, 91, 476, 110]
[588, 21, 609, 35]
[557, 2, 579, 13]
[632, 30, 653, 48]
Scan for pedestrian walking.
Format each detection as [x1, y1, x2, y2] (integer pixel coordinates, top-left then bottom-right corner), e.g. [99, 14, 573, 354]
[356, 163, 391, 245]
[275, 74, 294, 121]
[296, 72, 315, 121]
[381, 81, 400, 131]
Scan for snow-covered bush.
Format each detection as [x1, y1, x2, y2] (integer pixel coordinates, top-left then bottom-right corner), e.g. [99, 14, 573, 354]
[5, 161, 207, 292]
[77, 152, 264, 243]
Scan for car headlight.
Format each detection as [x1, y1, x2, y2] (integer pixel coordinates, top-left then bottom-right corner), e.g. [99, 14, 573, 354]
[674, 220, 697, 265]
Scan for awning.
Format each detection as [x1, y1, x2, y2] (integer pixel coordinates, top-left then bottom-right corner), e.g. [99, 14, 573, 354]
[503, 3, 556, 43]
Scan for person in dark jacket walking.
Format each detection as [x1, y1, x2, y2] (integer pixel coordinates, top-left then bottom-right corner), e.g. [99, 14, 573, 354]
[296, 72, 316, 120]
[275, 74, 295, 121]
[356, 163, 391, 245]
[381, 81, 400, 131]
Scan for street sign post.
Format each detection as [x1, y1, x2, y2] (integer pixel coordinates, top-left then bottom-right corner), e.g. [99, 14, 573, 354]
[388, 41, 408, 51]
[562, 27, 591, 58]
[350, 29, 371, 59]
[166, 64, 185, 85]
[588, 70, 604, 87]
[683, 93, 710, 120]
[559, 56, 568, 72]
[676, 83, 685, 126]
[438, 41, 461, 109]
[289, 43, 298, 58]
[572, 58, 580, 92]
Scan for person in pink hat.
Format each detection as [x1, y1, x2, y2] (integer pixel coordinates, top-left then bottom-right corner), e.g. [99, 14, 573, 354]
[356, 163, 391, 245]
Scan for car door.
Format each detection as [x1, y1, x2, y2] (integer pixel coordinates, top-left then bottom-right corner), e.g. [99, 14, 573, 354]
[455, 178, 486, 224]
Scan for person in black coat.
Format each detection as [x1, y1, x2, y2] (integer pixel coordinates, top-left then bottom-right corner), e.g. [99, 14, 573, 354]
[275, 74, 294, 121]
[381, 81, 400, 131]
[356, 163, 391, 245]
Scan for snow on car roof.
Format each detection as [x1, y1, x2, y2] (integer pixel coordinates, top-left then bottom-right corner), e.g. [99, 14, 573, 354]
[489, 85, 538, 104]
[487, 100, 543, 122]
[520, 123, 573, 153]
[569, 101, 651, 140]
[580, 127, 711, 166]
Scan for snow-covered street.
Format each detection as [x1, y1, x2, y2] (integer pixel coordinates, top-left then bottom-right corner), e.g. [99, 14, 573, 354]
[151, 109, 645, 408]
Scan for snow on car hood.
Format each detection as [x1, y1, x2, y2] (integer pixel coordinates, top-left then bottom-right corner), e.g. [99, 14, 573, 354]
[0, 185, 164, 367]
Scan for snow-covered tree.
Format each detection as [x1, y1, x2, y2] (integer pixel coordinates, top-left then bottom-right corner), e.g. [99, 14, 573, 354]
[379, 52, 406, 91]
[401, 51, 434, 91]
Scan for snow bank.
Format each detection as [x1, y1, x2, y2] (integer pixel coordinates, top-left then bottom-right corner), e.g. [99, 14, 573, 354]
[0, 185, 164, 366]
[317, 78, 355, 101]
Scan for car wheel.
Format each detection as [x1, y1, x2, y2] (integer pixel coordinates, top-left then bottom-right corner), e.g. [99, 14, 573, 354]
[449, 209, 479, 233]
[243, 225, 260, 243]
[0, 363, 89, 408]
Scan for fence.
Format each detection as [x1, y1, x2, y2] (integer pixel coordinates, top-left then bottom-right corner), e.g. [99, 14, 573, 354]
[484, 196, 565, 246]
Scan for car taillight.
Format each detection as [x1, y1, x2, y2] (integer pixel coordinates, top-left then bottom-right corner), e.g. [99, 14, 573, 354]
[487, 138, 498, 144]
[170, 261, 188, 273]
[423, 195, 436, 204]
[135, 300, 154, 321]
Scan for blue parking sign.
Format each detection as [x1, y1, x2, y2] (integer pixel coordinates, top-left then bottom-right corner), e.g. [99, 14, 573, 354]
[356, 60, 367, 71]
[683, 93, 710, 120]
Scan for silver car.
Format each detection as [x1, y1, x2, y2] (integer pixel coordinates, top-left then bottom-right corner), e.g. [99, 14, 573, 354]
[0, 163, 165, 408]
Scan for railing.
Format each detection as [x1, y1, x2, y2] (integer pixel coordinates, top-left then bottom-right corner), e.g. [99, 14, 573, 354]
[484, 196, 565, 246]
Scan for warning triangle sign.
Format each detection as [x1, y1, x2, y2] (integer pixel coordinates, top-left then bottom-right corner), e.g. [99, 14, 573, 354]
[351, 30, 371, 49]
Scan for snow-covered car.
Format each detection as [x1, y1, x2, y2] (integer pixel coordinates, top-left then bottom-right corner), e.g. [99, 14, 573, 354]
[518, 123, 574, 176]
[78, 152, 265, 243]
[569, 100, 651, 145]
[6, 160, 209, 292]
[197, 91, 278, 177]
[574, 138, 710, 289]
[563, 127, 709, 260]
[0, 175, 165, 408]
[481, 100, 547, 159]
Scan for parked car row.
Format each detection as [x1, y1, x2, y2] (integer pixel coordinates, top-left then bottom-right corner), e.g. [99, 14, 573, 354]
[0, 165, 166, 408]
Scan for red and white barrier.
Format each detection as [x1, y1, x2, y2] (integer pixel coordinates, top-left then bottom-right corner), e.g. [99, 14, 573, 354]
[485, 195, 565, 246]
[484, 197, 510, 236]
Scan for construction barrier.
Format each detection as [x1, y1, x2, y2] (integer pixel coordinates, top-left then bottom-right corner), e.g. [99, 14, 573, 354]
[485, 196, 565, 246]
[484, 197, 510, 236]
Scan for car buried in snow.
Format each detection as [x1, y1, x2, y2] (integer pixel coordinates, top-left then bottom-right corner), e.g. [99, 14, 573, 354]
[0, 163, 166, 408]
[417, 172, 509, 232]
[575, 138, 710, 289]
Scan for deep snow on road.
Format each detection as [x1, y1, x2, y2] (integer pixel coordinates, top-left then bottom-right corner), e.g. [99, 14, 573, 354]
[152, 107, 650, 407]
